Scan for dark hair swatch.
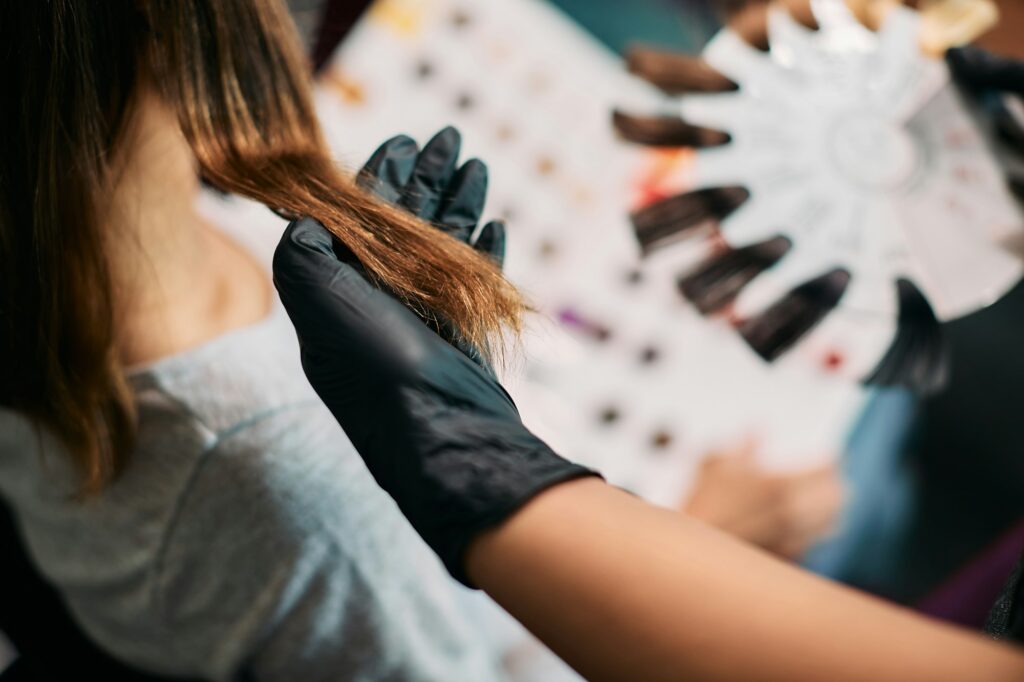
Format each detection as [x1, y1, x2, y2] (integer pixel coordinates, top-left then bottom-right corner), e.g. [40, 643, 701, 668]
[678, 236, 792, 314]
[863, 278, 948, 394]
[625, 46, 738, 95]
[612, 110, 731, 148]
[738, 268, 851, 361]
[632, 186, 750, 254]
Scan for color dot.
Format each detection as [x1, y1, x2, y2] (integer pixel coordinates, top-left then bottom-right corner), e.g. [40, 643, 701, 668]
[527, 71, 551, 93]
[823, 350, 844, 371]
[451, 8, 472, 28]
[414, 59, 435, 80]
[651, 431, 673, 450]
[573, 187, 593, 206]
[625, 269, 644, 285]
[536, 156, 556, 176]
[640, 346, 660, 365]
[489, 42, 512, 62]
[496, 124, 516, 142]
[537, 239, 557, 259]
[598, 407, 621, 425]
[455, 92, 475, 111]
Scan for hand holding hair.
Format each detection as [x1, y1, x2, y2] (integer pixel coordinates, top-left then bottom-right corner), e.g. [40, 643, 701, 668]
[275, 128, 595, 584]
[356, 126, 509, 372]
[273, 218, 596, 586]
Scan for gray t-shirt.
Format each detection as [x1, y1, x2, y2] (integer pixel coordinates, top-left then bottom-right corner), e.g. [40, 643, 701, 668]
[0, 215, 502, 681]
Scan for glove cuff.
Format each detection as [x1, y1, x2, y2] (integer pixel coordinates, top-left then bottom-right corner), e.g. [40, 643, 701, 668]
[434, 460, 602, 588]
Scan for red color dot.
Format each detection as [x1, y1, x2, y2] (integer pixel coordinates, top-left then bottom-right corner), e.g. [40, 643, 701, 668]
[823, 350, 844, 371]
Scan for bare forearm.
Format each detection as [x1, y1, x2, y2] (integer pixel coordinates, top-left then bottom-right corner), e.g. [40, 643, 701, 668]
[466, 478, 1024, 682]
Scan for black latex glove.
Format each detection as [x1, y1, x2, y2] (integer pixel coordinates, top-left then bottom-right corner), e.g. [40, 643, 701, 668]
[273, 218, 598, 586]
[357, 126, 506, 265]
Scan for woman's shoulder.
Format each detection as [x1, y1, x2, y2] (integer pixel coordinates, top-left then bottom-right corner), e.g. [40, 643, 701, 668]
[130, 365, 368, 550]
[128, 300, 317, 435]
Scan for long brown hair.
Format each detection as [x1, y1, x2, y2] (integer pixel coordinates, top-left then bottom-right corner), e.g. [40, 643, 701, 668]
[0, 1, 524, 494]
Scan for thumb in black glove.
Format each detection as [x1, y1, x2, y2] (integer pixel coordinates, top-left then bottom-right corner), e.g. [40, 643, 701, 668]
[272, 218, 598, 586]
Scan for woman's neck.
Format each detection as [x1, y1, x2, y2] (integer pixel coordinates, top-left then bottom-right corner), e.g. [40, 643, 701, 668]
[108, 89, 271, 368]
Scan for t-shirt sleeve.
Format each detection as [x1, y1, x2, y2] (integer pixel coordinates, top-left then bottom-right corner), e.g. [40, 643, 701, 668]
[152, 419, 496, 682]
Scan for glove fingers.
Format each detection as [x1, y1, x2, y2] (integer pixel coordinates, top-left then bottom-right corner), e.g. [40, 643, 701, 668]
[357, 135, 419, 205]
[472, 220, 506, 268]
[399, 126, 462, 219]
[437, 158, 488, 242]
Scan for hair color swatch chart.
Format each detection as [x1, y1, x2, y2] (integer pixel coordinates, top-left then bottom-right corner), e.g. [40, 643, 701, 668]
[645, 3, 1023, 391]
[315, 0, 867, 502]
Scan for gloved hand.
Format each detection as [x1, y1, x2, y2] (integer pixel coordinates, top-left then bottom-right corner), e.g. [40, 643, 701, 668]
[356, 126, 507, 373]
[273, 219, 597, 586]
[274, 130, 598, 586]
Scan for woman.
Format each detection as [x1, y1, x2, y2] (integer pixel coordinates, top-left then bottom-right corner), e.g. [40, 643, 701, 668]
[0, 2, 519, 679]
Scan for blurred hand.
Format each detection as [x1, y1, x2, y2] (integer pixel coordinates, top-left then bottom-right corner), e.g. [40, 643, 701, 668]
[682, 440, 845, 559]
